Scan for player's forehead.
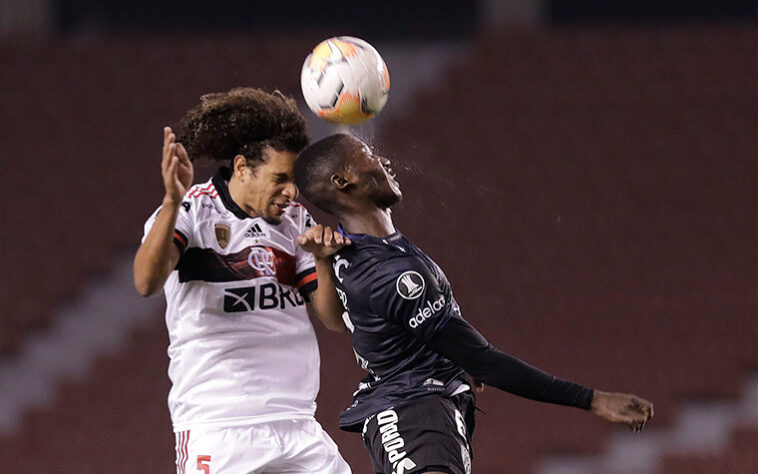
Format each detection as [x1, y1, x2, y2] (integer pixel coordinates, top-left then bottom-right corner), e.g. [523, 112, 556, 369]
[257, 147, 296, 175]
[343, 136, 374, 161]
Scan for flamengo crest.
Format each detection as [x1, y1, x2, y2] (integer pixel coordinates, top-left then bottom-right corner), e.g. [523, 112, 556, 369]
[247, 247, 276, 276]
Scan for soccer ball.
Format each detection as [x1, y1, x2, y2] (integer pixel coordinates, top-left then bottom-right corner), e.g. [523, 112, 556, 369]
[301, 36, 390, 125]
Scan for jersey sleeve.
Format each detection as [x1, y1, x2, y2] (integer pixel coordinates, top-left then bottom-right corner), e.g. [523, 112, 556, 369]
[428, 314, 594, 409]
[142, 200, 194, 255]
[293, 205, 317, 298]
[368, 256, 457, 342]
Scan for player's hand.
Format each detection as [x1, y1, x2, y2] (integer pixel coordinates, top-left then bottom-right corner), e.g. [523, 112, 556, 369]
[590, 391, 653, 432]
[162, 126, 194, 204]
[297, 225, 351, 259]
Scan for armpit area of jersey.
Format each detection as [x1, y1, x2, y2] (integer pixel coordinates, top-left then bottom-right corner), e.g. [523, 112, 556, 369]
[428, 314, 594, 410]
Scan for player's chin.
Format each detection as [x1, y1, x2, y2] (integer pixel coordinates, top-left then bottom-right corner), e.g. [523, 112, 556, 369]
[377, 193, 402, 208]
[389, 186, 403, 203]
[264, 204, 287, 224]
[262, 212, 284, 225]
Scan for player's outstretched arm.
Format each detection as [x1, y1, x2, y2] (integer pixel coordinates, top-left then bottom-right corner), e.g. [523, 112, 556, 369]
[134, 127, 194, 296]
[297, 225, 351, 332]
[429, 315, 653, 431]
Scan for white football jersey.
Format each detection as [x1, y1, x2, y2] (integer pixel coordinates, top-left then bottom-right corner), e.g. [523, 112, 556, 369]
[143, 168, 321, 432]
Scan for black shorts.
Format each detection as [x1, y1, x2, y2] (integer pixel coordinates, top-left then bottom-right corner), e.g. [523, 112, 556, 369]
[361, 392, 476, 474]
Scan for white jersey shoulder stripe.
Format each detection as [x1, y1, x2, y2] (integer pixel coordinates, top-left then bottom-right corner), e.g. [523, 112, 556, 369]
[186, 181, 218, 199]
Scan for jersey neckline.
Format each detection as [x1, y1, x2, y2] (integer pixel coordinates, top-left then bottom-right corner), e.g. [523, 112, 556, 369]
[337, 225, 403, 243]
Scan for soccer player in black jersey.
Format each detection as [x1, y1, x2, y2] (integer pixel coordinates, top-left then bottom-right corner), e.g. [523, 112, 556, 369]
[294, 134, 653, 474]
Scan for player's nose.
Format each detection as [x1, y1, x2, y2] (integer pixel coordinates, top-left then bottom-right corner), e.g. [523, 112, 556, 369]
[283, 182, 298, 200]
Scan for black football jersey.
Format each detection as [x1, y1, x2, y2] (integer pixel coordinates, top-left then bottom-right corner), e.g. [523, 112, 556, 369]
[334, 228, 469, 431]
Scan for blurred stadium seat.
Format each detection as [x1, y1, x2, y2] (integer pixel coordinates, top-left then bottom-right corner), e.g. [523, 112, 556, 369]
[0, 24, 755, 473]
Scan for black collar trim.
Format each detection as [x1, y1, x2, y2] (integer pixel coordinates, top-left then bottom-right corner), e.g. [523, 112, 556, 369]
[212, 167, 251, 220]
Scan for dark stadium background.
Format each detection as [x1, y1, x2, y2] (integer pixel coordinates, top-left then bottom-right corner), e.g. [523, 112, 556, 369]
[1, 1, 756, 472]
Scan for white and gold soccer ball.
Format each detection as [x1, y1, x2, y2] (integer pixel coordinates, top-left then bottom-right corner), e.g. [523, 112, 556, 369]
[300, 36, 390, 125]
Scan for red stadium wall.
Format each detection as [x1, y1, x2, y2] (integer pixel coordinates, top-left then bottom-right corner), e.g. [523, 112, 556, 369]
[0, 25, 755, 473]
[375, 26, 757, 472]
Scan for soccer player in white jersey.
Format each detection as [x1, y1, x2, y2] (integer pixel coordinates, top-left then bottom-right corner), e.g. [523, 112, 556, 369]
[134, 88, 351, 473]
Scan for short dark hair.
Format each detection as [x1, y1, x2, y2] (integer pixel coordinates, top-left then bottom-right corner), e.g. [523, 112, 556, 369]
[176, 88, 308, 168]
[294, 134, 354, 215]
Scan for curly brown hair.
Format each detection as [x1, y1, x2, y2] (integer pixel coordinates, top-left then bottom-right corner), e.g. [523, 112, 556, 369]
[176, 88, 308, 167]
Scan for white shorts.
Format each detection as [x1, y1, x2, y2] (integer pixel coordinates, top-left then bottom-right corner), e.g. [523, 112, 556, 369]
[174, 418, 351, 474]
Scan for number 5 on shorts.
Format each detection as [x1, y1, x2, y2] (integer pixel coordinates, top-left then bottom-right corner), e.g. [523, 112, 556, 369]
[197, 455, 211, 473]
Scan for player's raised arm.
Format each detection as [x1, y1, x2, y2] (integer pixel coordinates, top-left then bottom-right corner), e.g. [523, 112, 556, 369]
[297, 224, 351, 332]
[133, 127, 194, 296]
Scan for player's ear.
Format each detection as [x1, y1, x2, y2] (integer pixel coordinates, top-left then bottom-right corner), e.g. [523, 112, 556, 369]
[233, 155, 248, 180]
[330, 172, 352, 190]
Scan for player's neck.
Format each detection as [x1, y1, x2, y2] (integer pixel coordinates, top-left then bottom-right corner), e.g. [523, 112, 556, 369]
[339, 207, 395, 237]
[227, 175, 260, 219]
